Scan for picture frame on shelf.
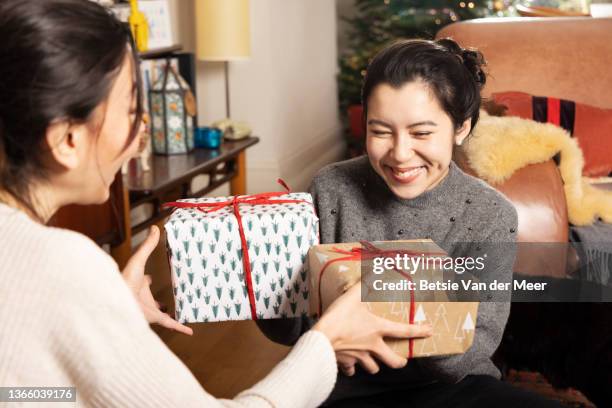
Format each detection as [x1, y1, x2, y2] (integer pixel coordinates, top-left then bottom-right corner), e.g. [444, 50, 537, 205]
[110, 1, 174, 52]
[137, 0, 174, 50]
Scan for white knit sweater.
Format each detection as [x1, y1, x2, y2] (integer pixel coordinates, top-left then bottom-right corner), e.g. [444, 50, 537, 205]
[0, 203, 337, 407]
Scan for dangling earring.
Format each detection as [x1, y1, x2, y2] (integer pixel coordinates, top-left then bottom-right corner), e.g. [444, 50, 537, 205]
[138, 114, 150, 152]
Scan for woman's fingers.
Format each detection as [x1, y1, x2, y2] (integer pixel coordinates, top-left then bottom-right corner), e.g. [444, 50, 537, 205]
[154, 310, 193, 336]
[119, 227, 191, 337]
[125, 226, 160, 273]
[378, 318, 433, 339]
[336, 352, 357, 377]
[337, 345, 406, 375]
[355, 352, 380, 374]
[314, 280, 434, 374]
[370, 339, 408, 370]
[337, 350, 380, 375]
[339, 364, 355, 376]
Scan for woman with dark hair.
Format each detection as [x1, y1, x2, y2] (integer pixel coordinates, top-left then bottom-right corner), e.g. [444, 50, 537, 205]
[0, 1, 431, 406]
[258, 39, 563, 407]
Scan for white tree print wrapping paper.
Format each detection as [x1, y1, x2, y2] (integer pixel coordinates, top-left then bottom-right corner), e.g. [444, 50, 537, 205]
[165, 193, 319, 323]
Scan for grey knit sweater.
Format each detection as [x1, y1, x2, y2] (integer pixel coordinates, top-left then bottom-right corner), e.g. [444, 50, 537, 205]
[258, 156, 518, 403]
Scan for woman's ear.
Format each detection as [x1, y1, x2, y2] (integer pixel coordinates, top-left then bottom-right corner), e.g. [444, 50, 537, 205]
[45, 121, 86, 170]
[454, 119, 472, 146]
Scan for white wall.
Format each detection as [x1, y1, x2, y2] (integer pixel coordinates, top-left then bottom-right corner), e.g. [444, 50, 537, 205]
[167, 0, 345, 193]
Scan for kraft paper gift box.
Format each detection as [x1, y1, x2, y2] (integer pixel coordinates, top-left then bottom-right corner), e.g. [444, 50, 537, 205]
[308, 240, 479, 358]
[164, 191, 319, 323]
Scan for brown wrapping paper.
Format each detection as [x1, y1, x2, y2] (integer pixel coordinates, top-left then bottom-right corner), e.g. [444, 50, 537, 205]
[308, 240, 479, 358]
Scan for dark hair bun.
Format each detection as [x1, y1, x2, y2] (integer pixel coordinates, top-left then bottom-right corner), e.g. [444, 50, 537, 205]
[436, 38, 486, 90]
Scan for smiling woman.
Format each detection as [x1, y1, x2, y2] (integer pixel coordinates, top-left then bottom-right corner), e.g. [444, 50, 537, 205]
[363, 39, 485, 200]
[366, 81, 467, 199]
[257, 39, 563, 408]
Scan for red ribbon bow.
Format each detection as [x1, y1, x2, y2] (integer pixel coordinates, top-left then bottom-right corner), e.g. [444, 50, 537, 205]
[163, 179, 312, 320]
[316, 240, 445, 359]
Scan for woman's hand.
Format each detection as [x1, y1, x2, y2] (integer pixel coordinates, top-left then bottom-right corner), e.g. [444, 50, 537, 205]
[336, 350, 378, 376]
[122, 226, 193, 336]
[312, 282, 432, 376]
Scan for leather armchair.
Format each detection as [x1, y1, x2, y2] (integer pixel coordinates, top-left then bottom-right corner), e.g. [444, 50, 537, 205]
[438, 17, 612, 278]
[437, 17, 612, 406]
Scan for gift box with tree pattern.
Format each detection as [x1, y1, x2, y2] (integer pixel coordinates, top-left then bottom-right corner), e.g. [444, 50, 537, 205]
[165, 191, 319, 323]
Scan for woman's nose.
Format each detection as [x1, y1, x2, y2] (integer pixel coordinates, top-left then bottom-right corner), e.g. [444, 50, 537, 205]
[389, 134, 415, 163]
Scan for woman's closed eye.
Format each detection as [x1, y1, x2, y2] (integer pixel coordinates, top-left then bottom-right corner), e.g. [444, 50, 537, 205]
[411, 131, 432, 138]
[370, 129, 432, 138]
[371, 128, 392, 136]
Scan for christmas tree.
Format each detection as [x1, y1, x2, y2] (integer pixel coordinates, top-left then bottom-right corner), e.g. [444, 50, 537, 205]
[338, 0, 505, 154]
